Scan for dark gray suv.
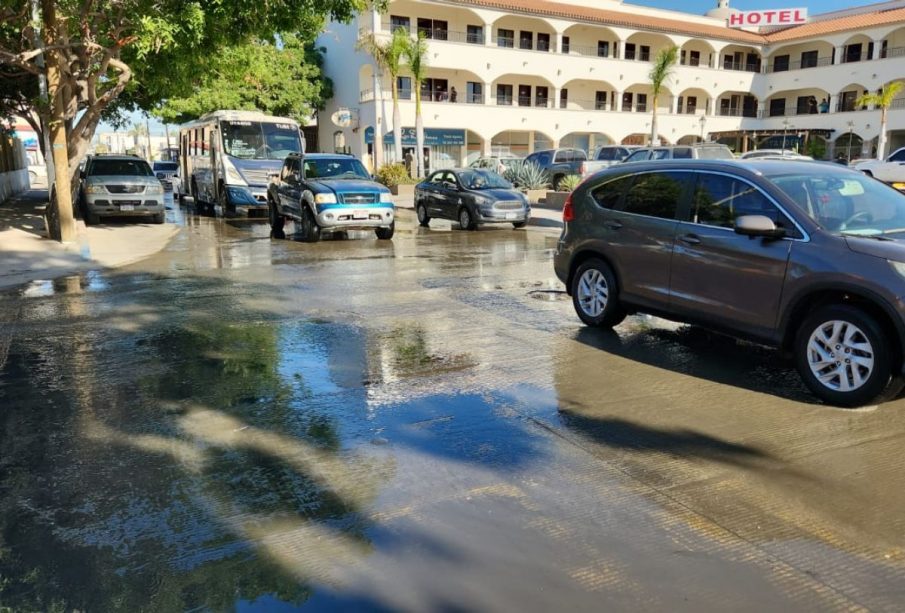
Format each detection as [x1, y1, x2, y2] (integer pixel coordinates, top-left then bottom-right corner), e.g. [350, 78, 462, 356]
[554, 160, 905, 407]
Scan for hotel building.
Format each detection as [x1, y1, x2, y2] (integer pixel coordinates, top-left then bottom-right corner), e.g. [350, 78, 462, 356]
[316, 0, 905, 169]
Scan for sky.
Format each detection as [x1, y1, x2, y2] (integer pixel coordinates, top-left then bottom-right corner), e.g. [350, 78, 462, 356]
[632, 0, 881, 15]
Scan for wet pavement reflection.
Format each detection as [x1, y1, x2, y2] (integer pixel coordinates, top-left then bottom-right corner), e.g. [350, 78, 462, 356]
[1, 201, 905, 611]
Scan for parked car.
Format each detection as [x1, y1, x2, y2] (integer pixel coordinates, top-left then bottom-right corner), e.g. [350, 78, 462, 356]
[852, 147, 905, 184]
[741, 149, 810, 160]
[267, 153, 394, 242]
[580, 145, 641, 177]
[152, 161, 180, 197]
[79, 155, 165, 224]
[525, 148, 588, 190]
[469, 156, 522, 175]
[623, 144, 734, 163]
[415, 168, 530, 230]
[554, 159, 905, 407]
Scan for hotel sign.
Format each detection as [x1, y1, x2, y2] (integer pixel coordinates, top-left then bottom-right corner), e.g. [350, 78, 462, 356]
[727, 8, 808, 28]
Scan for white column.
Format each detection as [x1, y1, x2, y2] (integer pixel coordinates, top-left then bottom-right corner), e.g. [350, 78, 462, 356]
[616, 91, 624, 112]
[830, 93, 839, 113]
[835, 46, 845, 64]
[672, 95, 680, 115]
[484, 23, 492, 46]
[873, 39, 884, 60]
[484, 81, 493, 105]
[553, 32, 562, 54]
[482, 137, 492, 156]
[613, 41, 622, 60]
[553, 87, 562, 109]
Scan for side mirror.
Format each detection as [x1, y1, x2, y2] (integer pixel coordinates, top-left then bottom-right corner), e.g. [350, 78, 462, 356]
[735, 215, 785, 238]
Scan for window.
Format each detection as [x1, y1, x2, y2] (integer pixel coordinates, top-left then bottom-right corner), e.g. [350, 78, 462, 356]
[801, 50, 818, 69]
[689, 50, 700, 66]
[466, 81, 483, 104]
[651, 149, 670, 160]
[398, 76, 412, 100]
[418, 18, 447, 40]
[560, 88, 569, 109]
[535, 86, 549, 107]
[421, 78, 448, 102]
[595, 91, 608, 110]
[562, 36, 570, 54]
[389, 15, 410, 33]
[773, 54, 790, 72]
[597, 41, 609, 58]
[640, 45, 651, 61]
[692, 173, 787, 231]
[619, 172, 690, 219]
[526, 151, 552, 166]
[537, 33, 550, 51]
[596, 147, 629, 161]
[624, 150, 651, 163]
[591, 175, 634, 210]
[497, 84, 513, 105]
[673, 147, 693, 159]
[624, 43, 636, 60]
[622, 92, 633, 111]
[467, 25, 483, 44]
[554, 150, 572, 163]
[574, 150, 588, 161]
[87, 158, 153, 177]
[497, 28, 514, 48]
[845, 43, 862, 63]
[519, 31, 533, 50]
[636, 94, 648, 113]
[797, 96, 818, 115]
[686, 96, 697, 114]
[518, 84, 532, 107]
[769, 98, 786, 117]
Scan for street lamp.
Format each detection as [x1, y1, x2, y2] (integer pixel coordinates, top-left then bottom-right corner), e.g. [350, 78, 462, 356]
[847, 120, 855, 163]
[781, 117, 791, 151]
[699, 115, 706, 142]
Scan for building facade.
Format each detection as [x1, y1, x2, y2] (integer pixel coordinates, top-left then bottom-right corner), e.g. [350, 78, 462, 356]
[316, 0, 905, 170]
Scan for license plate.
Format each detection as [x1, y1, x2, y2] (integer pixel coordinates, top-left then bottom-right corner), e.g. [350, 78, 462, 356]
[353, 210, 368, 219]
[121, 205, 135, 211]
[505, 212, 518, 220]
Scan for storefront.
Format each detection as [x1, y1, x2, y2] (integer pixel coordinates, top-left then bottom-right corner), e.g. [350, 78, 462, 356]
[365, 127, 466, 173]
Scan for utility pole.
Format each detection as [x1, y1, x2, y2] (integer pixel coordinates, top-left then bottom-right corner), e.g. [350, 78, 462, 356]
[29, 0, 54, 190]
[40, 0, 76, 242]
[145, 115, 153, 161]
[164, 123, 171, 156]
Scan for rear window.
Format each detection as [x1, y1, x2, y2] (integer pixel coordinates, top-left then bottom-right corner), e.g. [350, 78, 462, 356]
[527, 152, 552, 166]
[696, 146, 734, 160]
[153, 162, 178, 171]
[672, 148, 693, 159]
[624, 150, 650, 163]
[88, 159, 152, 177]
[596, 148, 627, 161]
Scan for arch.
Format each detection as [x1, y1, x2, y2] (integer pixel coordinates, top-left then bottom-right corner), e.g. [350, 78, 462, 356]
[714, 90, 759, 117]
[679, 39, 717, 68]
[836, 83, 870, 112]
[622, 133, 669, 146]
[765, 87, 831, 117]
[560, 78, 619, 111]
[677, 134, 703, 145]
[559, 132, 614, 153]
[490, 130, 555, 157]
[383, 0, 488, 40]
[491, 74, 557, 107]
[465, 129, 487, 166]
[561, 23, 621, 57]
[623, 83, 674, 113]
[833, 132, 864, 162]
[415, 67, 485, 103]
[880, 26, 905, 58]
[624, 31, 678, 61]
[766, 40, 834, 71]
[490, 14, 557, 51]
[676, 87, 711, 115]
[719, 44, 762, 72]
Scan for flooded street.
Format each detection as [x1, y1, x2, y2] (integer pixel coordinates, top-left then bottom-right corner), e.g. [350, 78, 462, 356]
[2, 203, 905, 611]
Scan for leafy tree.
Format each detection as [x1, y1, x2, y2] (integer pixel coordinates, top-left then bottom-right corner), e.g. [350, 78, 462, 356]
[856, 81, 904, 160]
[403, 32, 428, 178]
[648, 46, 678, 146]
[155, 34, 332, 126]
[357, 27, 408, 165]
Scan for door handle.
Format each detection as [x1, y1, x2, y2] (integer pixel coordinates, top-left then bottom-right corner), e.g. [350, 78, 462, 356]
[604, 221, 623, 230]
[678, 234, 702, 245]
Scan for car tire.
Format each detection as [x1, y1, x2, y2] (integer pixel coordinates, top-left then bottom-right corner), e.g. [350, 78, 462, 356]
[512, 221, 527, 229]
[269, 199, 285, 239]
[458, 207, 476, 231]
[794, 305, 902, 407]
[416, 203, 431, 227]
[571, 258, 626, 328]
[553, 175, 564, 191]
[301, 206, 321, 243]
[218, 183, 235, 218]
[375, 222, 395, 240]
[151, 213, 165, 224]
[86, 213, 101, 225]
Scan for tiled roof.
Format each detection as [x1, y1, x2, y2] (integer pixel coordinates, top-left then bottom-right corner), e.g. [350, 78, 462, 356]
[448, 0, 905, 45]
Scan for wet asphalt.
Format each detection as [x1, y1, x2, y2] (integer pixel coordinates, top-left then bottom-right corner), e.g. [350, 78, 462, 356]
[1, 198, 905, 612]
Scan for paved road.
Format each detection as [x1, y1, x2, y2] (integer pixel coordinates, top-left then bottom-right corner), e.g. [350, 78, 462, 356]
[1, 205, 904, 611]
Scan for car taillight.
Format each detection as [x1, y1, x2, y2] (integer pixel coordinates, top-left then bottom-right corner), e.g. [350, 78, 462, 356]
[563, 193, 574, 222]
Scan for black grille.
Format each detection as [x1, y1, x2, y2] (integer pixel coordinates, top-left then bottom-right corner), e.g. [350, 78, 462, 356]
[116, 200, 142, 206]
[494, 201, 524, 211]
[340, 193, 377, 204]
[107, 184, 145, 194]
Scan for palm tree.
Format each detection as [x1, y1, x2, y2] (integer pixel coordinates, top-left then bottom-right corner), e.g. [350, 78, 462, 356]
[856, 81, 904, 160]
[404, 31, 429, 178]
[648, 46, 678, 146]
[357, 28, 409, 165]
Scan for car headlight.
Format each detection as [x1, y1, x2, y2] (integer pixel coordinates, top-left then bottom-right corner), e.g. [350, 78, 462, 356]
[146, 183, 164, 195]
[84, 184, 106, 194]
[379, 192, 393, 203]
[314, 193, 337, 204]
[890, 260, 905, 279]
[225, 166, 246, 185]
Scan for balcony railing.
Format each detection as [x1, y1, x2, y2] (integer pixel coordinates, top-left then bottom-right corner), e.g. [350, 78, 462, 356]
[722, 61, 760, 73]
[882, 46, 905, 59]
[765, 56, 832, 73]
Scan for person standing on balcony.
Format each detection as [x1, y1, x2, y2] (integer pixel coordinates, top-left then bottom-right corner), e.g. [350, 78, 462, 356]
[819, 97, 830, 113]
[450, 87, 458, 103]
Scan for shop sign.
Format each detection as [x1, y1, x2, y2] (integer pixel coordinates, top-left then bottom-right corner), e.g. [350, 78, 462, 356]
[365, 127, 466, 146]
[727, 8, 808, 28]
[331, 108, 358, 128]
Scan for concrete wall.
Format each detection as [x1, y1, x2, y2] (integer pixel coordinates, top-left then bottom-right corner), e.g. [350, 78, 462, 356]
[0, 137, 29, 203]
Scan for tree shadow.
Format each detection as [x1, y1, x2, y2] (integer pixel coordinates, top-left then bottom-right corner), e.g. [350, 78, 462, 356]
[0, 189, 51, 238]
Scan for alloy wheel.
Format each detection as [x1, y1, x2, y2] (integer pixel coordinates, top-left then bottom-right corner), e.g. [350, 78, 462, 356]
[577, 268, 608, 318]
[806, 320, 875, 392]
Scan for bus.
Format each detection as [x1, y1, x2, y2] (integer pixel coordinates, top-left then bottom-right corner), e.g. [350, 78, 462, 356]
[179, 110, 304, 216]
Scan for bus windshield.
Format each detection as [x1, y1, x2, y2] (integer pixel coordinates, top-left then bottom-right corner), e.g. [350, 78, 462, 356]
[220, 120, 302, 160]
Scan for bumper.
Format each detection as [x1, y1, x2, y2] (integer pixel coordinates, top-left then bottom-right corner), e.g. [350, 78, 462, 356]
[475, 209, 530, 224]
[86, 195, 164, 216]
[553, 244, 571, 287]
[316, 206, 395, 230]
[226, 186, 268, 216]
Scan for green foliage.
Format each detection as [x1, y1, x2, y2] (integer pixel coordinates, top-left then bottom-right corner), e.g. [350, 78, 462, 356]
[806, 138, 827, 160]
[558, 175, 582, 193]
[504, 160, 550, 191]
[375, 163, 416, 187]
[154, 34, 331, 124]
[649, 46, 679, 97]
[856, 81, 904, 110]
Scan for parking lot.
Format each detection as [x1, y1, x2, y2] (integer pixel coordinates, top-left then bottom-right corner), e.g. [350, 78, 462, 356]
[1, 205, 904, 611]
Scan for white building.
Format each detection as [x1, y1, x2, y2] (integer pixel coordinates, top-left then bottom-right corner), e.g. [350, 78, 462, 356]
[316, 0, 905, 169]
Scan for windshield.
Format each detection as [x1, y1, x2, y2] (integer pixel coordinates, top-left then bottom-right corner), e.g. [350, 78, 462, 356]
[458, 169, 513, 190]
[697, 146, 734, 160]
[771, 171, 905, 235]
[220, 120, 301, 160]
[88, 159, 152, 177]
[304, 158, 370, 180]
[153, 162, 178, 171]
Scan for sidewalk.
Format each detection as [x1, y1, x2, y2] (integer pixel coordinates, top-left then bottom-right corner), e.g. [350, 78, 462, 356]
[0, 190, 179, 291]
[393, 194, 563, 232]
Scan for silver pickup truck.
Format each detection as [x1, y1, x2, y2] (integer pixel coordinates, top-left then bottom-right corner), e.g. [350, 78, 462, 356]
[579, 146, 640, 177]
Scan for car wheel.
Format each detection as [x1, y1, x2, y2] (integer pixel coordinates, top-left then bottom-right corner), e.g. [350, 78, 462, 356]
[150, 213, 165, 224]
[416, 203, 431, 227]
[218, 184, 235, 217]
[553, 175, 564, 191]
[571, 258, 626, 328]
[375, 222, 395, 240]
[512, 221, 527, 229]
[268, 199, 285, 239]
[301, 206, 321, 243]
[87, 213, 101, 225]
[795, 305, 902, 407]
[458, 207, 476, 231]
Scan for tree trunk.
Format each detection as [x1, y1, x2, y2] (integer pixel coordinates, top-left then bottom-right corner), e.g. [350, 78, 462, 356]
[650, 95, 659, 146]
[415, 84, 425, 178]
[392, 77, 403, 164]
[42, 0, 76, 243]
[878, 107, 888, 160]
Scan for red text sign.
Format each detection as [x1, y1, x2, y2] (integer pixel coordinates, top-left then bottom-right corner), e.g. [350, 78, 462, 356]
[727, 8, 808, 28]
